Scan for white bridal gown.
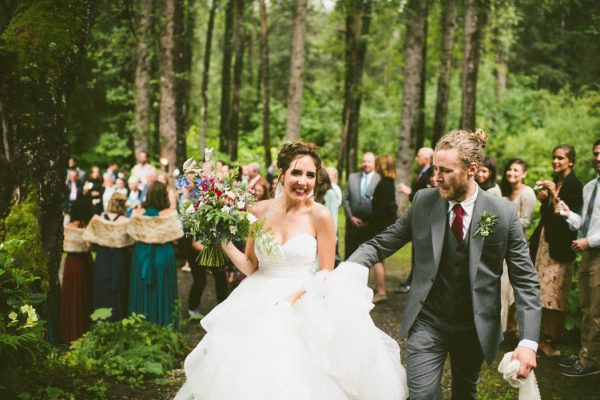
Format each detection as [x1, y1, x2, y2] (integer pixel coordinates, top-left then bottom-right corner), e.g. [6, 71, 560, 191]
[175, 234, 408, 400]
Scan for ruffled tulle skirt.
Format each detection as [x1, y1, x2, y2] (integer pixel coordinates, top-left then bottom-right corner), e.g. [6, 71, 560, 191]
[175, 264, 408, 400]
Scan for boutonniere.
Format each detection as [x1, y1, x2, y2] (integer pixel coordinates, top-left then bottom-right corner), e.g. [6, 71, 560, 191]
[472, 211, 498, 238]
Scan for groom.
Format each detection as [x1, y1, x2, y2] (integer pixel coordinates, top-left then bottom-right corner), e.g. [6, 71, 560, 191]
[345, 130, 541, 399]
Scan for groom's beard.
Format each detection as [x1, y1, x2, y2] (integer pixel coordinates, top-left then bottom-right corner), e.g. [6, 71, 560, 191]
[438, 174, 469, 201]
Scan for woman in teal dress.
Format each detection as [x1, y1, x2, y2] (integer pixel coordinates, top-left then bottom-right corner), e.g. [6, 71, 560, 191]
[127, 181, 183, 326]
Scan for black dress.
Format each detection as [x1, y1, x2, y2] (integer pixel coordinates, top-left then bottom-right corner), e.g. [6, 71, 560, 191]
[368, 177, 398, 237]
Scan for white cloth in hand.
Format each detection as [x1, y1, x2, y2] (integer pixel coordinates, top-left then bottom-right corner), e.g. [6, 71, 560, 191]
[498, 352, 541, 400]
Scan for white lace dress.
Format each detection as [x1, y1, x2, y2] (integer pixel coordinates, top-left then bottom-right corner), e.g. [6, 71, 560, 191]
[175, 234, 408, 400]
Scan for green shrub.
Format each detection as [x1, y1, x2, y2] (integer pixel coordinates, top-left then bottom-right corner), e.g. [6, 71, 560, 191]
[63, 309, 187, 386]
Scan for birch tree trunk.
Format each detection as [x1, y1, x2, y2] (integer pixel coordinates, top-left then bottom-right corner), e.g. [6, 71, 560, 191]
[199, 0, 218, 160]
[395, 0, 427, 212]
[259, 0, 272, 170]
[285, 0, 307, 141]
[432, 0, 457, 145]
[134, 0, 152, 156]
[461, 0, 488, 131]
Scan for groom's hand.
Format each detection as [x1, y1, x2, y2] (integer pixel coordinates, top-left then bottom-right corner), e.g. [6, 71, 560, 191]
[511, 346, 537, 378]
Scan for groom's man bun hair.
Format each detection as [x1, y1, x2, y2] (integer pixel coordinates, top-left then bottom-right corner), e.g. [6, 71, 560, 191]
[435, 129, 487, 168]
[277, 141, 322, 183]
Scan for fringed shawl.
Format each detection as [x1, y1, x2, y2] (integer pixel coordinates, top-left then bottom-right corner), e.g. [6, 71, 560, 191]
[127, 213, 184, 244]
[83, 215, 135, 248]
[63, 226, 92, 252]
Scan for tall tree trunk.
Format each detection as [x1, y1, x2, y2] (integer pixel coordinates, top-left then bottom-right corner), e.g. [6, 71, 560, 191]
[432, 0, 457, 145]
[219, 0, 235, 153]
[0, 0, 94, 343]
[227, 0, 245, 161]
[134, 0, 152, 157]
[338, 0, 372, 181]
[258, 0, 271, 170]
[415, 3, 428, 151]
[395, 0, 427, 212]
[199, 0, 218, 160]
[461, 0, 488, 131]
[159, 0, 179, 172]
[492, 0, 517, 104]
[285, 0, 307, 141]
[175, 0, 193, 168]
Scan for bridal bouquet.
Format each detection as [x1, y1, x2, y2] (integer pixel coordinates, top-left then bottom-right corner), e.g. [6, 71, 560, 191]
[177, 157, 266, 267]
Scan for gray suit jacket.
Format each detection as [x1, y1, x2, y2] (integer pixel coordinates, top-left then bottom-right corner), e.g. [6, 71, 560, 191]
[342, 171, 381, 220]
[348, 187, 541, 363]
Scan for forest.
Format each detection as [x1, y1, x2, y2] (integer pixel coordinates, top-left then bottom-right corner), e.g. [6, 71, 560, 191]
[1, 0, 599, 398]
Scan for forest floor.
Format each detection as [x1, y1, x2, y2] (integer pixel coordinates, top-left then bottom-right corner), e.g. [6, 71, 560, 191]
[115, 242, 598, 400]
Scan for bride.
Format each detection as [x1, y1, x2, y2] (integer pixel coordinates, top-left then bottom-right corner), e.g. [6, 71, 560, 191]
[175, 142, 407, 400]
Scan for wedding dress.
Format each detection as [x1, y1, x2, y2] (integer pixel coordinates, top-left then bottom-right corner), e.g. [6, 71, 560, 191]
[175, 234, 408, 399]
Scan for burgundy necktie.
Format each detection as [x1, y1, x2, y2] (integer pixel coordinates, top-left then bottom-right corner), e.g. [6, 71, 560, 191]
[452, 203, 464, 242]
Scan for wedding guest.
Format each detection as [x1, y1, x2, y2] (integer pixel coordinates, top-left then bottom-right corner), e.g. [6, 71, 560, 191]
[128, 181, 183, 326]
[342, 152, 380, 259]
[140, 169, 158, 204]
[158, 172, 177, 209]
[530, 144, 583, 356]
[65, 169, 84, 215]
[477, 156, 502, 197]
[83, 193, 134, 321]
[253, 181, 270, 201]
[316, 169, 339, 235]
[396, 147, 433, 294]
[115, 177, 128, 196]
[131, 151, 157, 192]
[101, 173, 116, 212]
[368, 154, 398, 303]
[326, 166, 342, 209]
[126, 176, 142, 216]
[558, 138, 600, 377]
[106, 161, 119, 181]
[247, 162, 266, 192]
[86, 165, 104, 215]
[67, 158, 86, 183]
[499, 158, 536, 337]
[59, 199, 94, 343]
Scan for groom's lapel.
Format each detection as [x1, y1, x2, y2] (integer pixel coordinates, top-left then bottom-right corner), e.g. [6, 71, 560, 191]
[431, 195, 447, 271]
[469, 192, 486, 284]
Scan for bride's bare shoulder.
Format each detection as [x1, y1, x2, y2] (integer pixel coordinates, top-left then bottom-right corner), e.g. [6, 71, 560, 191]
[251, 198, 273, 218]
[309, 201, 332, 223]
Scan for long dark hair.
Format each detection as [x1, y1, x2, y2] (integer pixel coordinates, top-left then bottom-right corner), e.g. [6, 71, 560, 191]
[478, 157, 497, 191]
[500, 158, 528, 197]
[143, 181, 170, 211]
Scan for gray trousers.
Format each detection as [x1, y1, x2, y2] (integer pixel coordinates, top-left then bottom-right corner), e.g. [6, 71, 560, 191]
[407, 317, 484, 400]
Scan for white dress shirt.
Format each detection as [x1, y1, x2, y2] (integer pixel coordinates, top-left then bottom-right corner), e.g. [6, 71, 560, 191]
[565, 176, 600, 248]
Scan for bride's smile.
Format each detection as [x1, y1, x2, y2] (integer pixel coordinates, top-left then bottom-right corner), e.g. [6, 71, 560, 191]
[282, 155, 317, 201]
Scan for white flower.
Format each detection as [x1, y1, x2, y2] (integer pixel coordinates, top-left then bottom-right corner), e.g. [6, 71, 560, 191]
[183, 158, 196, 171]
[205, 147, 214, 162]
[230, 225, 238, 235]
[185, 204, 195, 214]
[225, 191, 235, 199]
[246, 213, 257, 224]
[222, 206, 231, 213]
[237, 201, 245, 209]
[8, 311, 17, 321]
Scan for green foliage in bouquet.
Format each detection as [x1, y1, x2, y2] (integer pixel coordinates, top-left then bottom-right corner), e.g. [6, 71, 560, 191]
[63, 310, 187, 386]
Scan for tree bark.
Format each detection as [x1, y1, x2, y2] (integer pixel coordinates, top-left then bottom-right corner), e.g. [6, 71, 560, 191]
[395, 0, 427, 212]
[338, 0, 372, 181]
[0, 0, 94, 343]
[285, 0, 307, 141]
[227, 0, 245, 161]
[175, 0, 193, 169]
[199, 0, 218, 160]
[415, 3, 428, 151]
[134, 0, 152, 157]
[158, 0, 178, 172]
[219, 0, 235, 153]
[258, 0, 272, 170]
[432, 0, 457, 145]
[461, 0, 488, 131]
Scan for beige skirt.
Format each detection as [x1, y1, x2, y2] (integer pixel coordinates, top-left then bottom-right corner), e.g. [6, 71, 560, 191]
[534, 227, 574, 311]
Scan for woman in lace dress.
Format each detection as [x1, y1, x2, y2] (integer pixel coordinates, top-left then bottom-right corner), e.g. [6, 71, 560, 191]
[176, 142, 407, 400]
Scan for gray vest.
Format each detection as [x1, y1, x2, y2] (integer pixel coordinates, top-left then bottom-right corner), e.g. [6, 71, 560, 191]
[421, 220, 474, 328]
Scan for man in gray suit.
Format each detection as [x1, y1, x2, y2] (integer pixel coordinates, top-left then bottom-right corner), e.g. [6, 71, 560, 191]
[342, 152, 381, 259]
[343, 130, 541, 399]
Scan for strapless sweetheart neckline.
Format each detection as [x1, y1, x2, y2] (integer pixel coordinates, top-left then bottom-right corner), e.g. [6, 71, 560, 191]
[275, 232, 316, 248]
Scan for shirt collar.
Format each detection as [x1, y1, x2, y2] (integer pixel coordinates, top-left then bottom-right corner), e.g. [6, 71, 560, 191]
[447, 183, 479, 216]
[363, 170, 374, 178]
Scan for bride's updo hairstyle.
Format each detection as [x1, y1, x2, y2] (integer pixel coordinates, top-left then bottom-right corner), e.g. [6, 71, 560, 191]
[435, 128, 487, 169]
[277, 141, 323, 185]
